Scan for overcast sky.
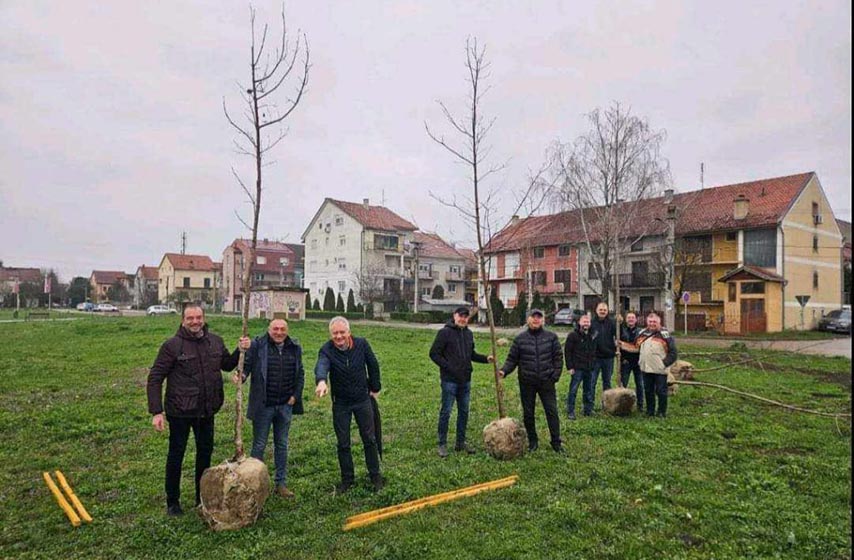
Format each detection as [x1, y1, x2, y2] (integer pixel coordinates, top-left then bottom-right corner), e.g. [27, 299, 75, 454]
[1, 1, 850, 281]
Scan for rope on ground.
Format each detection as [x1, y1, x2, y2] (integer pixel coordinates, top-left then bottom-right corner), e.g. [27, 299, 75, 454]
[672, 380, 852, 418]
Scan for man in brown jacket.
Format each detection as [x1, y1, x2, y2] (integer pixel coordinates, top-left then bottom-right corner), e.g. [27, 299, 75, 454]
[147, 305, 242, 516]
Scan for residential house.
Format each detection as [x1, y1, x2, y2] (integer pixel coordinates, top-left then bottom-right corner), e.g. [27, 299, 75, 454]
[221, 239, 305, 313]
[0, 263, 42, 306]
[413, 232, 468, 303]
[838, 219, 851, 305]
[302, 198, 418, 313]
[157, 253, 217, 305]
[483, 213, 581, 311]
[134, 265, 159, 309]
[90, 270, 134, 303]
[456, 248, 479, 305]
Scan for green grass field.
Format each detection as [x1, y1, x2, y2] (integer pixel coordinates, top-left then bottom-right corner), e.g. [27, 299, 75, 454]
[0, 315, 850, 559]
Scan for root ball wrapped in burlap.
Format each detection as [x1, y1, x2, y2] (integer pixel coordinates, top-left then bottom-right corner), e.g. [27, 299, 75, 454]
[602, 387, 636, 416]
[496, 338, 510, 347]
[483, 417, 527, 460]
[668, 360, 694, 381]
[199, 457, 270, 531]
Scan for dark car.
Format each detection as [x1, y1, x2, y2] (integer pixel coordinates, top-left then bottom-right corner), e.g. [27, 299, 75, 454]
[817, 309, 851, 334]
[553, 307, 585, 326]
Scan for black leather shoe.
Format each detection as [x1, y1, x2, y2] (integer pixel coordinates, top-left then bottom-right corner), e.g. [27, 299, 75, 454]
[455, 442, 476, 454]
[370, 475, 385, 492]
[166, 504, 184, 517]
[335, 480, 353, 494]
[528, 441, 539, 452]
[551, 443, 566, 454]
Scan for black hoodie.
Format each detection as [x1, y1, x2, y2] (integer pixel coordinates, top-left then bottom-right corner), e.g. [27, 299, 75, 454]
[429, 320, 490, 384]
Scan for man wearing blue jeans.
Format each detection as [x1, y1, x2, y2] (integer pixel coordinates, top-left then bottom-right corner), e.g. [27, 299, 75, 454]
[429, 307, 493, 458]
[564, 314, 597, 419]
[590, 302, 617, 409]
[236, 319, 304, 499]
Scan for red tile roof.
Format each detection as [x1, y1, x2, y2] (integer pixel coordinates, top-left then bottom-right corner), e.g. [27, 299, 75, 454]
[0, 267, 41, 283]
[486, 172, 814, 252]
[329, 198, 417, 232]
[414, 232, 465, 259]
[163, 253, 217, 271]
[137, 266, 159, 280]
[718, 265, 787, 283]
[91, 270, 128, 284]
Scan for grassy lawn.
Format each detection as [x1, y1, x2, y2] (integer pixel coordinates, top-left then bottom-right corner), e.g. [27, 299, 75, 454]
[678, 329, 846, 341]
[0, 315, 850, 559]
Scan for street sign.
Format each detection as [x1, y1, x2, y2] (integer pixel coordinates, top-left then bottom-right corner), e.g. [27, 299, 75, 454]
[795, 295, 811, 308]
[681, 291, 691, 304]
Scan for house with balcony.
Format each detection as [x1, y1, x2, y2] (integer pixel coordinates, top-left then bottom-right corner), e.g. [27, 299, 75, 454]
[221, 239, 305, 313]
[413, 231, 468, 302]
[90, 270, 134, 303]
[456, 248, 479, 305]
[301, 198, 418, 313]
[157, 253, 218, 305]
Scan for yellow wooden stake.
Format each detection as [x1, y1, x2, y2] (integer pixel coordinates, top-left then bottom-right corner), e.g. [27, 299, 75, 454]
[43, 472, 81, 527]
[343, 475, 518, 531]
[55, 471, 93, 523]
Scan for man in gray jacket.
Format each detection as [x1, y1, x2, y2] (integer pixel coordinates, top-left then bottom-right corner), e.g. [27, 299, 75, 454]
[499, 309, 565, 453]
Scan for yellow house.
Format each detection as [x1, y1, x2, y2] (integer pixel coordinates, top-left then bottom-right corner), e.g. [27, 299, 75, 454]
[158, 253, 218, 305]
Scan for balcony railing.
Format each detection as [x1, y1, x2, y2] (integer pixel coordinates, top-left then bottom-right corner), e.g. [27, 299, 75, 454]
[445, 271, 463, 281]
[418, 269, 435, 280]
[616, 272, 665, 289]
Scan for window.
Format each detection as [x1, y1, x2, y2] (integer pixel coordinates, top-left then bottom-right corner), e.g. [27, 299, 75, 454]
[335, 214, 344, 226]
[256, 256, 267, 265]
[588, 262, 601, 280]
[533, 247, 545, 259]
[558, 244, 571, 257]
[813, 271, 819, 290]
[279, 257, 289, 266]
[255, 273, 265, 281]
[681, 235, 713, 262]
[385, 255, 400, 268]
[743, 229, 776, 268]
[630, 238, 644, 252]
[726, 231, 738, 242]
[554, 269, 572, 285]
[684, 272, 712, 302]
[374, 234, 399, 251]
[183, 277, 190, 288]
[448, 284, 457, 293]
[449, 265, 461, 274]
[318, 223, 323, 230]
[338, 258, 347, 270]
[728, 283, 736, 302]
[339, 236, 346, 247]
[308, 260, 317, 272]
[204, 278, 211, 289]
[310, 239, 317, 250]
[338, 281, 346, 293]
[813, 235, 819, 253]
[740, 281, 765, 294]
[421, 287, 431, 296]
[812, 202, 821, 224]
[532, 271, 547, 286]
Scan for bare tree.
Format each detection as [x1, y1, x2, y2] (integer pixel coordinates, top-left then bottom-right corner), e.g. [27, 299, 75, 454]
[425, 38, 548, 418]
[224, 5, 310, 459]
[547, 102, 671, 307]
[352, 261, 386, 317]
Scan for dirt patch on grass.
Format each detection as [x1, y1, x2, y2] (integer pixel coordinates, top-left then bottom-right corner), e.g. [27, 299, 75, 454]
[702, 354, 852, 391]
[679, 533, 705, 548]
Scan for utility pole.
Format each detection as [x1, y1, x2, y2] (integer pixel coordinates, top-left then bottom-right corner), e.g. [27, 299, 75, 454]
[412, 241, 422, 313]
[664, 190, 677, 330]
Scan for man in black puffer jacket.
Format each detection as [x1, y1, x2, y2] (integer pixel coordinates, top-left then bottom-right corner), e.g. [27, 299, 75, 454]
[315, 316, 383, 493]
[499, 309, 565, 453]
[429, 306, 493, 458]
[147, 305, 242, 516]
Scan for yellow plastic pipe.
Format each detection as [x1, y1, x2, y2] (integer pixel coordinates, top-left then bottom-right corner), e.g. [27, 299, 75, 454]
[344, 475, 518, 531]
[43, 472, 81, 527]
[55, 471, 93, 523]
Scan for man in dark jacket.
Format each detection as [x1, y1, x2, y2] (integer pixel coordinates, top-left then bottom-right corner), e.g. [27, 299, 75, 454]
[590, 302, 617, 403]
[315, 316, 383, 493]
[147, 305, 241, 516]
[498, 309, 565, 453]
[429, 306, 493, 458]
[564, 313, 597, 419]
[618, 312, 644, 412]
[234, 318, 304, 499]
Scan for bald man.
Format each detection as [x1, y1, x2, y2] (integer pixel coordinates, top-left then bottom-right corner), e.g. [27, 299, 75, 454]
[235, 319, 305, 498]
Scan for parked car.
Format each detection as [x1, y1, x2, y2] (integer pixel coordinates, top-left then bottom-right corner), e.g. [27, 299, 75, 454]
[95, 303, 119, 312]
[817, 309, 851, 334]
[553, 307, 585, 326]
[76, 302, 95, 312]
[147, 304, 177, 316]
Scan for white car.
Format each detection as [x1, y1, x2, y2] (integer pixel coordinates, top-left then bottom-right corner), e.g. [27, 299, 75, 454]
[95, 303, 119, 312]
[147, 305, 177, 316]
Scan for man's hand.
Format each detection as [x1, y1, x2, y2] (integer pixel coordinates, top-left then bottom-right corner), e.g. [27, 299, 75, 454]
[152, 413, 165, 432]
[569, 368, 576, 376]
[232, 372, 242, 385]
[287, 396, 296, 406]
[487, 355, 495, 363]
[238, 336, 251, 351]
[370, 391, 379, 399]
[497, 370, 505, 379]
[315, 380, 328, 398]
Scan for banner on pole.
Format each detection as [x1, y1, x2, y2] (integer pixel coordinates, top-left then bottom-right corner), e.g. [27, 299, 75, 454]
[12, 280, 19, 294]
[44, 276, 52, 294]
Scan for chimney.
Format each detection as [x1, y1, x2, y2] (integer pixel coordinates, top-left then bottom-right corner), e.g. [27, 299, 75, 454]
[363, 198, 370, 209]
[511, 215, 520, 225]
[734, 194, 749, 220]
[664, 189, 674, 204]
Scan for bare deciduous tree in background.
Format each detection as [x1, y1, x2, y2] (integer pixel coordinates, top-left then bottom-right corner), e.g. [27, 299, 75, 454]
[224, 5, 310, 459]
[353, 261, 386, 318]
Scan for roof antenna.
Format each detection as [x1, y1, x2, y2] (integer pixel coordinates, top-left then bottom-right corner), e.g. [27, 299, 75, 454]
[700, 162, 705, 189]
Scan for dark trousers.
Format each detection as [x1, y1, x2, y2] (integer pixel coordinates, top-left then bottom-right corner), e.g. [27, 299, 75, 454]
[438, 380, 471, 446]
[332, 398, 380, 483]
[519, 379, 561, 446]
[642, 372, 668, 417]
[620, 359, 644, 409]
[592, 357, 614, 397]
[566, 369, 594, 416]
[165, 415, 214, 507]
